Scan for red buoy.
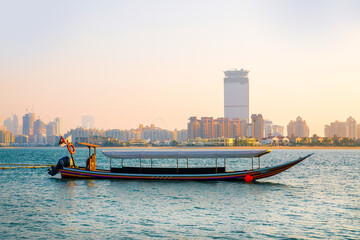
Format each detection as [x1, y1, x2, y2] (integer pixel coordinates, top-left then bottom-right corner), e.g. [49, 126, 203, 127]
[245, 174, 253, 183]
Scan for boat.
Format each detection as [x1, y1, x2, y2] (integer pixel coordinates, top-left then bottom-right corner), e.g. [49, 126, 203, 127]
[48, 139, 313, 182]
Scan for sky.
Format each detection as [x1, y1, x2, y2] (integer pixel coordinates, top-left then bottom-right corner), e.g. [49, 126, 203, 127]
[1, 0, 360, 135]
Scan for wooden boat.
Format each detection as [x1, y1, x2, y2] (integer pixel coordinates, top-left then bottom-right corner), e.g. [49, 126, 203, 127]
[50, 142, 313, 182]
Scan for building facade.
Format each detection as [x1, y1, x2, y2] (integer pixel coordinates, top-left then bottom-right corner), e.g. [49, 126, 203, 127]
[3, 114, 21, 136]
[0, 129, 14, 145]
[324, 117, 358, 138]
[187, 116, 244, 139]
[251, 114, 264, 139]
[23, 113, 36, 136]
[264, 120, 273, 137]
[224, 69, 249, 121]
[272, 125, 284, 137]
[287, 116, 309, 138]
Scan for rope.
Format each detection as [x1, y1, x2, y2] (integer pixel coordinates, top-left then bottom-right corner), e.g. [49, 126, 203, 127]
[0, 165, 52, 169]
[0, 163, 51, 166]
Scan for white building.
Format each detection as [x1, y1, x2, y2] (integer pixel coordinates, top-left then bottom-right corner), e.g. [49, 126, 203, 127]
[224, 69, 249, 121]
[272, 125, 284, 137]
[264, 120, 273, 137]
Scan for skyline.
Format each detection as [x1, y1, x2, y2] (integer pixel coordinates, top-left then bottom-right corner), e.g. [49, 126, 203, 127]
[3, 111, 360, 139]
[1, 1, 360, 135]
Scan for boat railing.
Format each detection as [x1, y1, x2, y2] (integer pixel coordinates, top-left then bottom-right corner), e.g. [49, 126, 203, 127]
[108, 156, 263, 173]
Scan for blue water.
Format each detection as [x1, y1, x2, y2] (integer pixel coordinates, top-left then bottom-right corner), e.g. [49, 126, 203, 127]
[0, 148, 359, 239]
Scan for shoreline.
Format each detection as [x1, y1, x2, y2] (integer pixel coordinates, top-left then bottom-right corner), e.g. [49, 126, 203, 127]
[1, 146, 360, 150]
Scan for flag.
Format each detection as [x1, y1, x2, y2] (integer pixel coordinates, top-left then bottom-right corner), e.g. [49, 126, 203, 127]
[59, 135, 72, 147]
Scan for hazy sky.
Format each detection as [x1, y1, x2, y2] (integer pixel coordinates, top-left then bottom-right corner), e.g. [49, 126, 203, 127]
[1, 0, 360, 135]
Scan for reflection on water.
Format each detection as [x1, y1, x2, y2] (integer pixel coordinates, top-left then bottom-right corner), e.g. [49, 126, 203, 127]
[0, 148, 359, 239]
[86, 180, 96, 188]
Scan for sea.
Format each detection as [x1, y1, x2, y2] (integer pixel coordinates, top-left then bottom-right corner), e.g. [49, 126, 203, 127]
[0, 148, 359, 239]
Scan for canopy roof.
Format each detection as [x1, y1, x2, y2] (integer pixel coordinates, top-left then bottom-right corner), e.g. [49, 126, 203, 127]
[102, 149, 271, 159]
[78, 142, 100, 148]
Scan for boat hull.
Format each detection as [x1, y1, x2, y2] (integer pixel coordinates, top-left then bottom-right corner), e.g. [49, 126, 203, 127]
[59, 154, 312, 181]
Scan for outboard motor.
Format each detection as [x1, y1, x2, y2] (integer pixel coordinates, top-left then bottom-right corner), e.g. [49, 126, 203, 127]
[48, 156, 71, 176]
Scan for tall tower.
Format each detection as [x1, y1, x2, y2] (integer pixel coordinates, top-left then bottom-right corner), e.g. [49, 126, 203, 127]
[13, 114, 20, 136]
[55, 117, 62, 135]
[251, 114, 264, 139]
[224, 69, 249, 121]
[23, 113, 36, 136]
[82, 116, 95, 129]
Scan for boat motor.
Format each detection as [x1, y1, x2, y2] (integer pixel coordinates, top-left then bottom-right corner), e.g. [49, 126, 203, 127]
[48, 156, 71, 176]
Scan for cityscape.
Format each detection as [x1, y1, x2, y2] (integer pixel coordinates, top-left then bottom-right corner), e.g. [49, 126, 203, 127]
[1, 69, 360, 147]
[1, 1, 359, 239]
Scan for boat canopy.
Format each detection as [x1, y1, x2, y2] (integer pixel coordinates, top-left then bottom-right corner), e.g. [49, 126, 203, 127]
[102, 149, 271, 159]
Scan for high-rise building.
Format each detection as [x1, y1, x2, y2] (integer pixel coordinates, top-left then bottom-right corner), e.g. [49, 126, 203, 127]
[82, 115, 95, 129]
[346, 117, 357, 138]
[46, 123, 56, 137]
[199, 117, 215, 139]
[23, 113, 36, 136]
[215, 118, 231, 138]
[187, 116, 244, 139]
[176, 129, 188, 142]
[251, 114, 264, 139]
[263, 119, 284, 137]
[324, 117, 357, 138]
[0, 129, 14, 145]
[324, 124, 331, 138]
[3, 114, 20, 136]
[3, 117, 12, 133]
[34, 119, 46, 135]
[187, 117, 200, 140]
[33, 119, 46, 144]
[141, 127, 174, 141]
[287, 116, 309, 138]
[13, 115, 20, 135]
[240, 119, 249, 137]
[325, 121, 346, 138]
[54, 117, 62, 135]
[224, 69, 249, 121]
[264, 120, 273, 137]
[272, 125, 284, 137]
[230, 118, 241, 138]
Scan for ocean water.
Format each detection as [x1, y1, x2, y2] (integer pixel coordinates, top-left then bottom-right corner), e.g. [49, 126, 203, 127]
[0, 148, 359, 239]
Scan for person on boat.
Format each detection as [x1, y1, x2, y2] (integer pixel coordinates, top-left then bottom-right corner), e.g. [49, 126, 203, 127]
[48, 136, 75, 176]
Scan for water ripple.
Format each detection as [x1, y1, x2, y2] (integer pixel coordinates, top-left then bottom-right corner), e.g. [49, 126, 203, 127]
[0, 148, 359, 239]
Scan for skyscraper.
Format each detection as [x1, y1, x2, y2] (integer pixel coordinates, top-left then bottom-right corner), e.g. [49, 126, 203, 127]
[13, 115, 20, 135]
[82, 115, 95, 129]
[287, 116, 309, 138]
[3, 118, 12, 133]
[34, 119, 46, 135]
[224, 69, 249, 121]
[3, 115, 20, 135]
[264, 120, 273, 137]
[54, 117, 62, 135]
[346, 117, 357, 138]
[23, 113, 36, 136]
[324, 117, 357, 138]
[251, 114, 264, 139]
